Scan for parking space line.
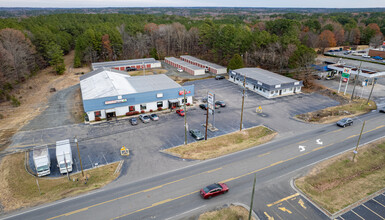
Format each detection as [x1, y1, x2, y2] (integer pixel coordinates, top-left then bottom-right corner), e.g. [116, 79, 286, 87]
[362, 204, 385, 220]
[339, 215, 346, 220]
[373, 198, 385, 208]
[270, 209, 284, 220]
[267, 193, 299, 207]
[351, 210, 365, 220]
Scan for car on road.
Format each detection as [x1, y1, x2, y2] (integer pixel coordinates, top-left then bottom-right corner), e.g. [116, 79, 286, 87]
[372, 56, 383, 60]
[139, 114, 150, 123]
[362, 54, 370, 58]
[200, 183, 229, 199]
[215, 100, 226, 107]
[215, 75, 225, 80]
[129, 117, 138, 125]
[149, 113, 159, 121]
[336, 118, 353, 127]
[176, 109, 185, 116]
[189, 129, 204, 140]
[177, 68, 183, 72]
[126, 67, 137, 71]
[379, 107, 385, 113]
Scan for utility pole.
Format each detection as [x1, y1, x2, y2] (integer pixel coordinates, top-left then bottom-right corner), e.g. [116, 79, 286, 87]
[352, 121, 365, 162]
[351, 61, 362, 100]
[205, 92, 209, 140]
[366, 78, 376, 105]
[75, 137, 84, 177]
[184, 89, 187, 145]
[240, 76, 246, 131]
[143, 61, 145, 76]
[248, 174, 256, 220]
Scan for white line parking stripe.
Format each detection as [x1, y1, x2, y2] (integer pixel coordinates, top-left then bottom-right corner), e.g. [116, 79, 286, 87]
[363, 204, 385, 220]
[351, 210, 365, 220]
[373, 199, 385, 208]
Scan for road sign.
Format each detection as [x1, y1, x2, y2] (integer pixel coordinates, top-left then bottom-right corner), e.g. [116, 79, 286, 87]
[207, 91, 215, 110]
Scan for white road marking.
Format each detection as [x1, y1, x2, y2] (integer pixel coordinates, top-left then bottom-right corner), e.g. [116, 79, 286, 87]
[316, 139, 323, 145]
[299, 145, 306, 152]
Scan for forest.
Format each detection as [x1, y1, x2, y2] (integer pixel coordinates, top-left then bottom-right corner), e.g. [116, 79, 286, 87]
[0, 9, 384, 103]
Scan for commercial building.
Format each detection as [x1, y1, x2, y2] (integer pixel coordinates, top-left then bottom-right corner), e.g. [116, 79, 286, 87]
[165, 57, 205, 76]
[80, 68, 194, 122]
[228, 68, 303, 99]
[368, 49, 385, 59]
[91, 58, 162, 71]
[180, 55, 227, 74]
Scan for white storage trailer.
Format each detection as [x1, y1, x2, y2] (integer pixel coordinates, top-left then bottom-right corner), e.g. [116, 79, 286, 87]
[56, 139, 73, 174]
[32, 145, 51, 177]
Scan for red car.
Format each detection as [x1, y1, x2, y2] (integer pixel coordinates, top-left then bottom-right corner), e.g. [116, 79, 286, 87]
[176, 109, 185, 116]
[200, 183, 229, 199]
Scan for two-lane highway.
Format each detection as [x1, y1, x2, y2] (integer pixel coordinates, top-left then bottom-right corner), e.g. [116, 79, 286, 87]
[3, 111, 385, 220]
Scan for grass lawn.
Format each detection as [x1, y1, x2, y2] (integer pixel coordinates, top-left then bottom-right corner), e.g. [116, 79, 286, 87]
[199, 205, 256, 220]
[295, 138, 385, 214]
[164, 126, 276, 160]
[0, 153, 120, 213]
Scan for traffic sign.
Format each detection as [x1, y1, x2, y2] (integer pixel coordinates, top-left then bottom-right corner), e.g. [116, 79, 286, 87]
[207, 91, 215, 110]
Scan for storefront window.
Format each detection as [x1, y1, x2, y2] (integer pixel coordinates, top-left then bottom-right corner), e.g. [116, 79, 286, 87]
[140, 104, 146, 110]
[129, 106, 135, 112]
[181, 98, 187, 104]
[157, 101, 163, 108]
[94, 111, 101, 117]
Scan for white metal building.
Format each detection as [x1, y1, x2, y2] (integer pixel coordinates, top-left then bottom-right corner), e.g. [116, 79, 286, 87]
[180, 55, 227, 74]
[165, 57, 205, 76]
[80, 68, 194, 122]
[91, 58, 162, 71]
[229, 68, 303, 99]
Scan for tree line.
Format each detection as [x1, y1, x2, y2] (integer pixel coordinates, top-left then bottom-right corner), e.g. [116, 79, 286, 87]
[0, 12, 384, 103]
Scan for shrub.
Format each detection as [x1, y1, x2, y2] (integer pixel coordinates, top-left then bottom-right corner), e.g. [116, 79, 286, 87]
[150, 109, 153, 112]
[11, 96, 20, 107]
[158, 107, 162, 111]
[186, 103, 190, 106]
[133, 111, 139, 115]
[95, 117, 101, 121]
[141, 110, 145, 113]
[126, 112, 134, 116]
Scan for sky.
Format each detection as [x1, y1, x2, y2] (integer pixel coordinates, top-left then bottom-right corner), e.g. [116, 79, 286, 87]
[0, 0, 384, 8]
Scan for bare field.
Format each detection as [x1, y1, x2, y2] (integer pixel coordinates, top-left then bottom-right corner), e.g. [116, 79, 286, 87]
[0, 152, 120, 213]
[164, 126, 276, 160]
[295, 138, 385, 213]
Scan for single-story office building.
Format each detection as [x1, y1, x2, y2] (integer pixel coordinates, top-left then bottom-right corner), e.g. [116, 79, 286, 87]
[80, 68, 194, 121]
[228, 68, 303, 99]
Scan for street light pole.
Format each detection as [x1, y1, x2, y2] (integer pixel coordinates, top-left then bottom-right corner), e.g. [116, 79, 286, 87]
[240, 76, 246, 131]
[75, 137, 84, 177]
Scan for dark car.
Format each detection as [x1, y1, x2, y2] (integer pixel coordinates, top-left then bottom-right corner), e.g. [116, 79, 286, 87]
[199, 104, 208, 110]
[176, 109, 185, 116]
[215, 100, 226, 107]
[189, 129, 204, 140]
[215, 75, 225, 80]
[129, 117, 138, 125]
[202, 97, 208, 103]
[200, 183, 229, 199]
[149, 113, 159, 121]
[126, 67, 137, 71]
[336, 118, 353, 127]
[379, 107, 385, 113]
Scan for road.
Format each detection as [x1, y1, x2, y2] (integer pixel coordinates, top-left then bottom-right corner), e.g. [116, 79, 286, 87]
[3, 109, 385, 220]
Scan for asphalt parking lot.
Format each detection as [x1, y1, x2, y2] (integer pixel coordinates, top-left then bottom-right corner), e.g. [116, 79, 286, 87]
[336, 193, 385, 220]
[19, 78, 340, 180]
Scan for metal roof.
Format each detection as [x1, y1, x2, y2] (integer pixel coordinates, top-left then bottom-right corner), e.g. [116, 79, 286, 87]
[180, 55, 226, 70]
[233, 68, 298, 85]
[91, 58, 160, 70]
[80, 69, 181, 100]
[327, 64, 385, 78]
[165, 57, 204, 70]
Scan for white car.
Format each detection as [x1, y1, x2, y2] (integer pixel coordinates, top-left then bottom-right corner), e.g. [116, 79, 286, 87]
[362, 55, 370, 58]
[139, 114, 150, 123]
[177, 68, 183, 72]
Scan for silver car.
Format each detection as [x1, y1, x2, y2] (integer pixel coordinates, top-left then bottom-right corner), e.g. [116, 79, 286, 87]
[139, 114, 150, 123]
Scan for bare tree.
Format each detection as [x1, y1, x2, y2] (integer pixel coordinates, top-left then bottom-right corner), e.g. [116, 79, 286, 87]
[369, 34, 384, 48]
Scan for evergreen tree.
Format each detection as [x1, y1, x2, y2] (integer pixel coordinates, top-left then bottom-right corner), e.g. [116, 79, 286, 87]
[227, 54, 244, 72]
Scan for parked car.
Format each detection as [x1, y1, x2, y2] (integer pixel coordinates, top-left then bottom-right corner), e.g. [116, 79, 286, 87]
[139, 114, 150, 123]
[189, 129, 204, 140]
[215, 100, 226, 107]
[215, 75, 225, 80]
[379, 107, 385, 113]
[202, 97, 208, 103]
[149, 113, 159, 121]
[362, 54, 370, 58]
[199, 104, 208, 110]
[129, 117, 138, 125]
[176, 109, 185, 116]
[336, 118, 353, 127]
[372, 56, 383, 60]
[126, 67, 137, 71]
[177, 68, 183, 72]
[200, 183, 229, 199]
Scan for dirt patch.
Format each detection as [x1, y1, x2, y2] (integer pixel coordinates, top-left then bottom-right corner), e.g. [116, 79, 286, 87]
[199, 205, 256, 220]
[0, 51, 90, 150]
[0, 152, 120, 214]
[295, 138, 385, 214]
[164, 126, 276, 160]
